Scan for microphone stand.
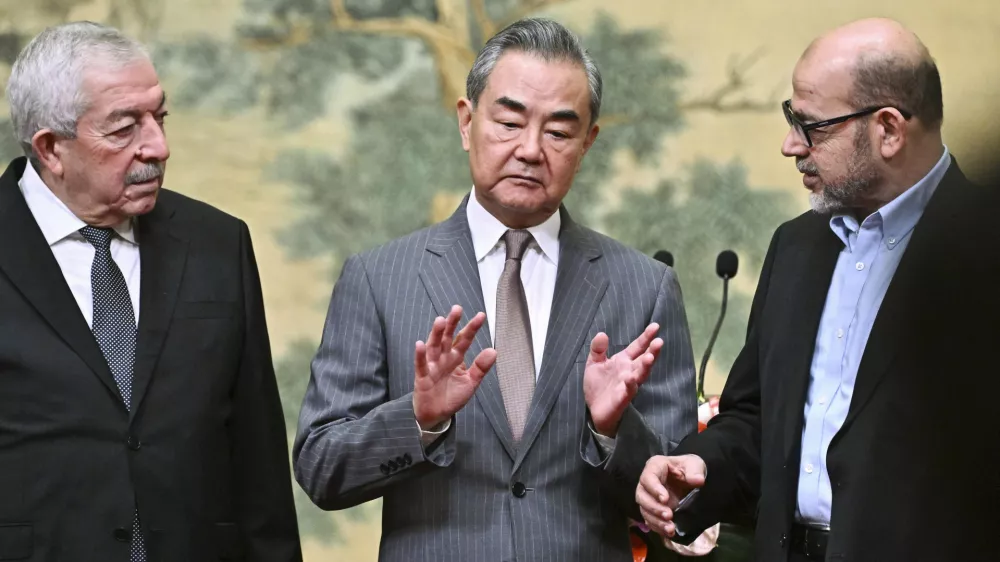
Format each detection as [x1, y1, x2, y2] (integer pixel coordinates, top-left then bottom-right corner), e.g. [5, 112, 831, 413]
[698, 275, 729, 404]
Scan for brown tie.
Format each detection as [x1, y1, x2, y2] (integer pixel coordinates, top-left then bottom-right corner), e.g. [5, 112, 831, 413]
[495, 229, 536, 444]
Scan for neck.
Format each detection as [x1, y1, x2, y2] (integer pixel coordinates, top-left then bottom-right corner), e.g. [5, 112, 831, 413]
[854, 137, 945, 219]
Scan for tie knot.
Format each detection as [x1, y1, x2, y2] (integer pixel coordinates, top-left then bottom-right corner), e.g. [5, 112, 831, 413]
[79, 226, 115, 250]
[503, 229, 533, 261]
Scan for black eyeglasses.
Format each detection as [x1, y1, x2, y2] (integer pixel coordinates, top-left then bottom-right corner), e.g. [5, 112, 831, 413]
[782, 99, 912, 147]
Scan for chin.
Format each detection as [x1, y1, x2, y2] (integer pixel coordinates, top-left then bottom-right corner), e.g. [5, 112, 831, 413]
[123, 192, 159, 217]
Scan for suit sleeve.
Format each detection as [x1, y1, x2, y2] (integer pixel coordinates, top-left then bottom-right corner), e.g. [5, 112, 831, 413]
[580, 265, 699, 520]
[231, 222, 303, 561]
[669, 226, 781, 545]
[292, 254, 456, 511]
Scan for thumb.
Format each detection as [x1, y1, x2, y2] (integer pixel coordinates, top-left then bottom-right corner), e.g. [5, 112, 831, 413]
[668, 455, 707, 488]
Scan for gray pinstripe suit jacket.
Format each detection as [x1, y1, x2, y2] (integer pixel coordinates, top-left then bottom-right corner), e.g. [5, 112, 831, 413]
[293, 199, 697, 561]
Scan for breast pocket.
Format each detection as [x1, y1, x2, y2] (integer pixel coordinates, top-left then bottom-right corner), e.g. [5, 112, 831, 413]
[173, 301, 238, 319]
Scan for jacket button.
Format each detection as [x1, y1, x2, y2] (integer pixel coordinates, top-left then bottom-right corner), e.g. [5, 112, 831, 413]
[403, 453, 412, 466]
[779, 533, 788, 547]
[395, 456, 405, 467]
[511, 482, 527, 498]
[125, 436, 141, 450]
[114, 527, 132, 542]
[388, 460, 398, 471]
[380, 463, 390, 475]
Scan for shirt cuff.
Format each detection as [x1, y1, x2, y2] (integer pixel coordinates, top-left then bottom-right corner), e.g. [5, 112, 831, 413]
[591, 426, 617, 458]
[417, 418, 452, 448]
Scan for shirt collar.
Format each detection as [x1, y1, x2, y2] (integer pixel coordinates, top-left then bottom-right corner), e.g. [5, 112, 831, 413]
[466, 187, 561, 263]
[830, 146, 950, 250]
[18, 161, 137, 246]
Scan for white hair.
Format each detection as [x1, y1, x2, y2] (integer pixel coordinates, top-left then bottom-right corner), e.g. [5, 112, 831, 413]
[6, 21, 149, 162]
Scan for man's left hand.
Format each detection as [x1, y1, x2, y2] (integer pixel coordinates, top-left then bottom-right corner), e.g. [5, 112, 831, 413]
[583, 323, 663, 437]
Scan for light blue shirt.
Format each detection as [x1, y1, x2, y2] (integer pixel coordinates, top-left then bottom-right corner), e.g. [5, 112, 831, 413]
[795, 147, 951, 527]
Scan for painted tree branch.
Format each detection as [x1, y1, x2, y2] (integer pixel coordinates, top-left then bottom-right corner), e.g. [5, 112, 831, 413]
[500, 0, 577, 28]
[677, 47, 780, 113]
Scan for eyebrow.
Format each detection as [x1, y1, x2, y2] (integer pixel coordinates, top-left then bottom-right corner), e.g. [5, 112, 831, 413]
[494, 96, 581, 122]
[106, 92, 168, 123]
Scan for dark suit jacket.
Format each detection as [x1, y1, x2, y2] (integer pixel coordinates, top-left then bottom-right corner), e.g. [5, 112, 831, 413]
[672, 160, 1000, 561]
[294, 199, 697, 562]
[0, 158, 301, 561]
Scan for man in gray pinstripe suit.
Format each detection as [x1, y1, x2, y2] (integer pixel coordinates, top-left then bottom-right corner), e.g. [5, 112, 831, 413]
[294, 18, 697, 561]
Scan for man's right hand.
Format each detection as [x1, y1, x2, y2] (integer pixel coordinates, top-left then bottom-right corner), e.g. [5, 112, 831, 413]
[636, 454, 708, 538]
[413, 305, 497, 430]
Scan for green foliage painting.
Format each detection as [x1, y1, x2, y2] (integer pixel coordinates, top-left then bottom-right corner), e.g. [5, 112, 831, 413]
[0, 0, 792, 546]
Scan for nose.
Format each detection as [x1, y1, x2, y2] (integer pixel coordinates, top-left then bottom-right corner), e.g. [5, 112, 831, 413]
[139, 115, 170, 162]
[513, 127, 542, 164]
[781, 128, 808, 158]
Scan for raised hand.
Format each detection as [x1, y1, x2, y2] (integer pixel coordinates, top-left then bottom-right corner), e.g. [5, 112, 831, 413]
[583, 323, 664, 437]
[413, 305, 497, 429]
[635, 454, 707, 537]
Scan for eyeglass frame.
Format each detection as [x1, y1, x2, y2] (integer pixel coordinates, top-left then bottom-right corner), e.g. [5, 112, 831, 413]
[782, 99, 913, 148]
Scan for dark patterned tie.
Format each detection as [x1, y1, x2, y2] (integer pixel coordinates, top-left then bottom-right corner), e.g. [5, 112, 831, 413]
[495, 229, 536, 444]
[79, 226, 146, 562]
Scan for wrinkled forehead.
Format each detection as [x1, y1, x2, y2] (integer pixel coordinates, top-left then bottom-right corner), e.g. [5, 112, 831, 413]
[80, 58, 164, 116]
[790, 50, 856, 116]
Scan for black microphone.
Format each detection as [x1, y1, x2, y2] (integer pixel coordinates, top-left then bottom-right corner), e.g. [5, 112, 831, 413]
[698, 250, 739, 401]
[653, 250, 674, 268]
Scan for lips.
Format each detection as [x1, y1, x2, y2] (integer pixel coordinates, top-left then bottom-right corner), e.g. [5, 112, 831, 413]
[506, 174, 542, 185]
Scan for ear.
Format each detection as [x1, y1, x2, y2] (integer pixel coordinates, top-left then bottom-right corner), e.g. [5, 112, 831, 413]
[457, 98, 474, 152]
[582, 123, 600, 155]
[875, 108, 908, 159]
[30, 129, 67, 177]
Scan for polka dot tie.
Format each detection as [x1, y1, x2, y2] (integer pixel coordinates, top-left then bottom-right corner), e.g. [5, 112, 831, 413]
[79, 226, 146, 562]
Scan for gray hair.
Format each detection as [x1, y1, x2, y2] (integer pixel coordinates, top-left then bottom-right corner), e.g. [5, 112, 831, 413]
[6, 21, 149, 161]
[466, 18, 603, 124]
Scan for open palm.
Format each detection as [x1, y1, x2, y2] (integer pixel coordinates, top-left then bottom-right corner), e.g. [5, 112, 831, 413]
[583, 323, 664, 437]
[413, 305, 497, 430]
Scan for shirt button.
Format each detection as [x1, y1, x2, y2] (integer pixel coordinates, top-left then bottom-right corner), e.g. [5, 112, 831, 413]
[888, 237, 897, 245]
[855, 262, 865, 271]
[836, 328, 844, 339]
[818, 396, 827, 405]
[804, 463, 814, 474]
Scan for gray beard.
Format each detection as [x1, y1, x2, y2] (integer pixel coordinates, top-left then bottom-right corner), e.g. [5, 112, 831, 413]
[809, 126, 880, 215]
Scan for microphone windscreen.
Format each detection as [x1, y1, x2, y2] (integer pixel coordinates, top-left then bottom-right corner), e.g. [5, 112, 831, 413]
[653, 250, 674, 267]
[716, 250, 739, 279]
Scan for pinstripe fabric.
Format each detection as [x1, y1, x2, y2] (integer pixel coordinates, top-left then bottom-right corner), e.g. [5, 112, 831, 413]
[293, 198, 697, 562]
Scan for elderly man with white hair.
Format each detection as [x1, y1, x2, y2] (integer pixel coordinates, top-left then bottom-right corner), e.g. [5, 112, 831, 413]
[0, 22, 301, 561]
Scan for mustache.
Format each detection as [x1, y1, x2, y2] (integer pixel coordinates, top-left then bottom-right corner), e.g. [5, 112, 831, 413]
[125, 161, 165, 185]
[796, 159, 819, 175]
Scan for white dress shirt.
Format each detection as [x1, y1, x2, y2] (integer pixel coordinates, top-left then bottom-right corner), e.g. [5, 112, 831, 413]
[466, 188, 560, 376]
[18, 162, 140, 327]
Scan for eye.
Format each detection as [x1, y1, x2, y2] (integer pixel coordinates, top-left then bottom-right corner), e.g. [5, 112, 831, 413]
[548, 130, 570, 139]
[110, 123, 137, 138]
[500, 121, 519, 130]
[155, 111, 169, 126]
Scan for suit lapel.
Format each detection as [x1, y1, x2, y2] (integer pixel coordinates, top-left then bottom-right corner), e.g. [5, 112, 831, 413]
[837, 161, 966, 434]
[418, 198, 516, 458]
[781, 215, 842, 462]
[130, 200, 188, 421]
[514, 211, 608, 470]
[0, 158, 123, 404]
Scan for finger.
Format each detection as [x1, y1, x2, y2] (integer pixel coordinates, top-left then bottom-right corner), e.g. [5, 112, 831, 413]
[639, 462, 671, 504]
[414, 341, 428, 381]
[624, 323, 660, 360]
[425, 316, 446, 362]
[588, 332, 610, 363]
[636, 483, 671, 520]
[441, 306, 463, 350]
[647, 337, 664, 360]
[467, 348, 497, 383]
[627, 352, 656, 386]
[668, 458, 707, 488]
[638, 506, 670, 535]
[453, 312, 486, 355]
